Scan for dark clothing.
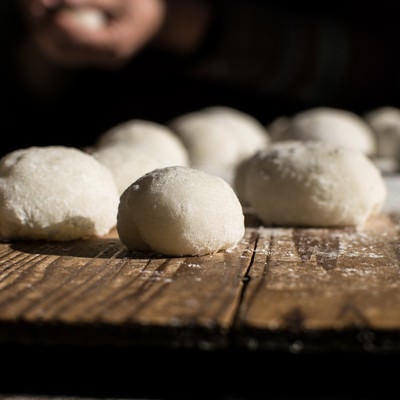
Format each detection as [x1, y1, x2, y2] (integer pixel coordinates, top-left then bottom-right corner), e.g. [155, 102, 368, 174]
[2, 1, 400, 156]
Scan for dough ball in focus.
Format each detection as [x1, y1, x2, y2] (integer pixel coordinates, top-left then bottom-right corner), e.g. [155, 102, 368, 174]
[169, 106, 270, 184]
[117, 166, 245, 256]
[271, 107, 376, 156]
[96, 119, 189, 168]
[0, 146, 119, 241]
[243, 141, 386, 227]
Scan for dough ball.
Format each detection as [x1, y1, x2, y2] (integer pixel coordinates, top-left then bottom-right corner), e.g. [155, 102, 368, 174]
[169, 106, 270, 184]
[91, 144, 161, 194]
[364, 106, 400, 160]
[243, 141, 386, 227]
[272, 107, 376, 156]
[62, 7, 107, 30]
[0, 146, 119, 241]
[96, 119, 189, 168]
[117, 166, 245, 256]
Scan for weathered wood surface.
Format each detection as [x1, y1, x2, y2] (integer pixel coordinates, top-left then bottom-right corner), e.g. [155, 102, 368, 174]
[1, 207, 400, 352]
[237, 213, 400, 352]
[0, 226, 254, 348]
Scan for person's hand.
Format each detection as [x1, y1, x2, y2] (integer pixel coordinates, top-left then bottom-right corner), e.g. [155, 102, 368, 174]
[19, 0, 166, 68]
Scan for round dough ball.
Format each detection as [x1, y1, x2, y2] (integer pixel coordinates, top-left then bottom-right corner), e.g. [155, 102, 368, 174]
[96, 119, 189, 168]
[169, 106, 270, 184]
[364, 106, 400, 159]
[91, 144, 161, 194]
[272, 107, 376, 156]
[0, 146, 119, 241]
[117, 166, 245, 256]
[244, 141, 386, 227]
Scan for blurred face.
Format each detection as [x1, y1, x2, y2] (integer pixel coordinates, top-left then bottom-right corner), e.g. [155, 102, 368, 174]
[19, 0, 166, 67]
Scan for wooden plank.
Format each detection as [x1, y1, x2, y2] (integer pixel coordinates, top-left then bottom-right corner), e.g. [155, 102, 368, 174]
[0, 229, 256, 348]
[236, 214, 400, 351]
[1, 209, 400, 351]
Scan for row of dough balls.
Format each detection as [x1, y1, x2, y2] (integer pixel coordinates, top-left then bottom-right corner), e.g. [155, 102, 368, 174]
[88, 105, 270, 194]
[0, 106, 265, 257]
[89, 105, 396, 200]
[0, 141, 385, 255]
[0, 146, 244, 256]
[0, 105, 388, 257]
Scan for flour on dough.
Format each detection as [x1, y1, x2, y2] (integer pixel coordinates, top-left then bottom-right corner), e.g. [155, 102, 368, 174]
[243, 141, 386, 227]
[117, 166, 245, 256]
[0, 146, 119, 241]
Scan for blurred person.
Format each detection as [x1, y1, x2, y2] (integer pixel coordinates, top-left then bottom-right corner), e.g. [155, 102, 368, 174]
[1, 0, 400, 155]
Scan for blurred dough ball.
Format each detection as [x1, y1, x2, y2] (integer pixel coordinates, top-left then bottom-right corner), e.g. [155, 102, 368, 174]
[64, 7, 107, 30]
[91, 144, 161, 195]
[364, 106, 400, 164]
[242, 141, 386, 227]
[61, 6, 107, 30]
[233, 155, 254, 206]
[266, 116, 291, 140]
[169, 106, 270, 184]
[271, 107, 376, 156]
[96, 119, 189, 168]
[0, 146, 119, 241]
[117, 166, 245, 256]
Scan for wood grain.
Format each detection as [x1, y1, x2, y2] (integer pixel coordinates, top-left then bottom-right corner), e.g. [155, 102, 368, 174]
[1, 213, 400, 351]
[235, 214, 400, 350]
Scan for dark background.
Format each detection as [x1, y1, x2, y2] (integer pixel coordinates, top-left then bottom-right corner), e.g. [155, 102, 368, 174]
[1, 1, 400, 157]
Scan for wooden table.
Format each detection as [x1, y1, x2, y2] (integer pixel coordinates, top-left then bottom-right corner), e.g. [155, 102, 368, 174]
[1, 213, 400, 351]
[1, 176, 400, 398]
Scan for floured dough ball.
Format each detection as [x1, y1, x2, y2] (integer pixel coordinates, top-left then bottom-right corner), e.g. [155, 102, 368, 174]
[169, 106, 270, 184]
[91, 144, 161, 194]
[243, 141, 386, 227]
[0, 146, 119, 241]
[364, 106, 400, 164]
[63, 7, 107, 30]
[96, 119, 189, 167]
[117, 166, 245, 256]
[272, 107, 376, 156]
